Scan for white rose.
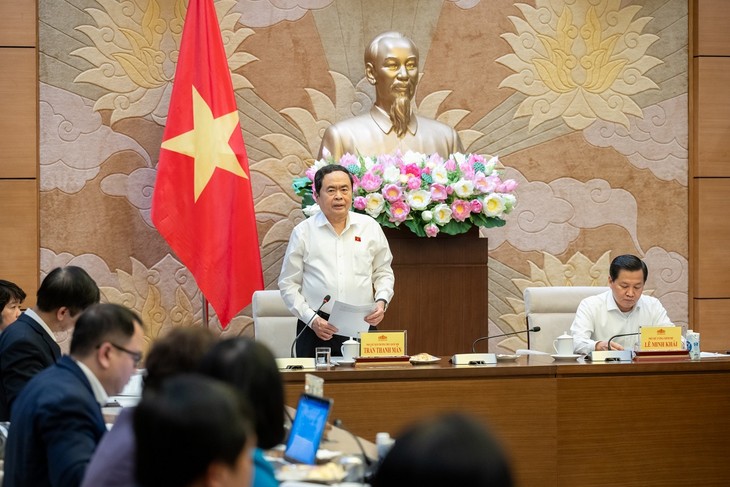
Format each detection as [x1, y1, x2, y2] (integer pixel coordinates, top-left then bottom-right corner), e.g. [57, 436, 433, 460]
[406, 189, 432, 211]
[383, 165, 401, 183]
[363, 155, 377, 170]
[432, 203, 452, 224]
[403, 150, 426, 165]
[451, 178, 474, 198]
[431, 165, 449, 184]
[365, 193, 386, 217]
[483, 194, 505, 217]
[422, 210, 433, 222]
[502, 193, 517, 213]
[453, 152, 466, 165]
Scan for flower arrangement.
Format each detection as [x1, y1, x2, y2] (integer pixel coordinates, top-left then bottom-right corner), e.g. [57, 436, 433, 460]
[292, 151, 517, 237]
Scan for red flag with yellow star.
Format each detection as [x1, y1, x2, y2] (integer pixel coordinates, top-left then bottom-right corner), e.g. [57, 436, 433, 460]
[151, 0, 262, 327]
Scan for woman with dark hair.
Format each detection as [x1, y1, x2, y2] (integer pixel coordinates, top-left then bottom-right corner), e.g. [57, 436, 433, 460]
[198, 337, 286, 487]
[371, 413, 513, 487]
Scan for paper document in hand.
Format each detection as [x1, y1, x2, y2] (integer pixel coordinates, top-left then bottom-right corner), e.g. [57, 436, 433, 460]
[328, 301, 376, 338]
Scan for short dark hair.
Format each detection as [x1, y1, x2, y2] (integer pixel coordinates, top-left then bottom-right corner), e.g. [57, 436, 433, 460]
[314, 164, 353, 196]
[36, 266, 100, 316]
[0, 280, 26, 310]
[609, 254, 648, 282]
[70, 303, 143, 358]
[143, 327, 217, 392]
[135, 374, 253, 487]
[372, 413, 513, 487]
[198, 337, 285, 449]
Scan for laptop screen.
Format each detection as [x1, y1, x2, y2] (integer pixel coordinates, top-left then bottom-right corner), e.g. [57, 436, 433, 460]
[284, 394, 333, 464]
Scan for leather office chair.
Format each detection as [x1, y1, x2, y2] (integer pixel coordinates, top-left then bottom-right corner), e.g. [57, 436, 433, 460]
[523, 286, 609, 353]
[251, 290, 297, 358]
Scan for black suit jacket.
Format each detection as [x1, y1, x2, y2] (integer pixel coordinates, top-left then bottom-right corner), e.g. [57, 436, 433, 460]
[3, 355, 106, 487]
[0, 312, 61, 420]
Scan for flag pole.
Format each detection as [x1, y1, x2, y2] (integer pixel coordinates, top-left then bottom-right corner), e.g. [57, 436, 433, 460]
[202, 296, 209, 327]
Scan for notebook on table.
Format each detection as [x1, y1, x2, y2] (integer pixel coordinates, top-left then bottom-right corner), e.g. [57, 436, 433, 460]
[283, 393, 333, 464]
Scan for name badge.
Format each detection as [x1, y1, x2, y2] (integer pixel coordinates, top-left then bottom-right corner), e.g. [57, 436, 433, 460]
[359, 331, 407, 357]
[640, 326, 682, 351]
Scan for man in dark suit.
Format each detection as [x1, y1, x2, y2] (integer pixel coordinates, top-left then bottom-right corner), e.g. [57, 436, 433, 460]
[0, 266, 99, 420]
[3, 303, 145, 487]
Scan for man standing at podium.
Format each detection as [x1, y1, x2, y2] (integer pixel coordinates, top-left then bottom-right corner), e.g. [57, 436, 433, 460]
[571, 254, 673, 354]
[279, 165, 394, 357]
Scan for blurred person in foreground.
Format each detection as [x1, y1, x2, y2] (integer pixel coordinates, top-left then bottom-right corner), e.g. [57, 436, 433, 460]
[371, 413, 513, 487]
[0, 266, 99, 420]
[3, 303, 145, 487]
[135, 374, 255, 487]
[0, 279, 26, 330]
[570, 254, 673, 354]
[81, 327, 217, 487]
[198, 337, 286, 487]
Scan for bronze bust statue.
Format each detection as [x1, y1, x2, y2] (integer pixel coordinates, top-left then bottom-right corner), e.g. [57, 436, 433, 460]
[318, 32, 464, 160]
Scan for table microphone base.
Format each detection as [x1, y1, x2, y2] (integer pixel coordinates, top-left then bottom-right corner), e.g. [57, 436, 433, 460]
[587, 350, 633, 362]
[451, 353, 497, 365]
[276, 358, 316, 370]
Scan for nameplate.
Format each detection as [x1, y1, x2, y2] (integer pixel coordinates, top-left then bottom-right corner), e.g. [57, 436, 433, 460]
[359, 331, 406, 357]
[640, 326, 682, 351]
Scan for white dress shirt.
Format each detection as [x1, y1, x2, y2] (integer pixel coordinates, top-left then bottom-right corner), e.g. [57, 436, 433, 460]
[74, 359, 109, 407]
[570, 290, 672, 354]
[278, 211, 395, 325]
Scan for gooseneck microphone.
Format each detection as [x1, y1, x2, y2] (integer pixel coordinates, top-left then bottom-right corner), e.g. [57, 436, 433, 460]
[471, 326, 541, 353]
[290, 294, 331, 358]
[606, 332, 640, 351]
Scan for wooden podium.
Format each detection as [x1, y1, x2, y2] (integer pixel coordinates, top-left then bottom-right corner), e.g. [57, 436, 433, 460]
[379, 227, 488, 356]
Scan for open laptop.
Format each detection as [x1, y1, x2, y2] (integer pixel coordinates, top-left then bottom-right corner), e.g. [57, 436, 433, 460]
[283, 393, 333, 464]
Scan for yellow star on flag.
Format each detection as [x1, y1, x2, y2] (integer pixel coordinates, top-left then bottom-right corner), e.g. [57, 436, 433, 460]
[161, 86, 248, 201]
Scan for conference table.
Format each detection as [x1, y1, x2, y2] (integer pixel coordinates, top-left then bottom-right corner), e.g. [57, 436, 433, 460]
[281, 355, 730, 487]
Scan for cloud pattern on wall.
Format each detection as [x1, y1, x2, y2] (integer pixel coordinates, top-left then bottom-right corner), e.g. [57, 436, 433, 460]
[40, 84, 151, 194]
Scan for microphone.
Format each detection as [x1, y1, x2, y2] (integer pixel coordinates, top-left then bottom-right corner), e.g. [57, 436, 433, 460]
[333, 418, 375, 482]
[291, 295, 331, 358]
[606, 332, 640, 351]
[471, 326, 541, 353]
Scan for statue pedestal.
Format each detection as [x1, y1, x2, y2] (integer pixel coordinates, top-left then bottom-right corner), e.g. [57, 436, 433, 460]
[379, 227, 488, 357]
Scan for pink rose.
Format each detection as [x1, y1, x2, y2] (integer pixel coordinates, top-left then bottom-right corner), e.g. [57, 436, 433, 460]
[428, 153, 444, 166]
[353, 196, 367, 210]
[382, 183, 403, 202]
[470, 199, 483, 213]
[498, 179, 518, 193]
[444, 158, 457, 171]
[360, 172, 383, 192]
[389, 200, 411, 223]
[459, 162, 475, 179]
[404, 163, 421, 178]
[473, 173, 490, 193]
[305, 166, 317, 181]
[424, 223, 439, 237]
[451, 199, 471, 222]
[352, 174, 360, 192]
[468, 153, 486, 165]
[430, 184, 448, 201]
[407, 176, 421, 190]
[340, 153, 358, 167]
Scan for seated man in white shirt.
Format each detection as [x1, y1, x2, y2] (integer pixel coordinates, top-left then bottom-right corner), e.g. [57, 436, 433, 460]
[570, 254, 672, 355]
[279, 164, 395, 357]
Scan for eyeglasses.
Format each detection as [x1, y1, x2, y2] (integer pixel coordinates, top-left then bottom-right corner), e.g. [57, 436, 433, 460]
[109, 342, 143, 366]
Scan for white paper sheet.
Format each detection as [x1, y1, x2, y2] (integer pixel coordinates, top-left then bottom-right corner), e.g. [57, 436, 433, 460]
[327, 301, 377, 338]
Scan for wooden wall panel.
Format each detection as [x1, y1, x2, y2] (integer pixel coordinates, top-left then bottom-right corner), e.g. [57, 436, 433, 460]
[0, 48, 37, 179]
[0, 0, 36, 47]
[693, 298, 730, 351]
[693, 57, 730, 177]
[694, 179, 730, 298]
[694, 0, 730, 56]
[0, 180, 38, 307]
